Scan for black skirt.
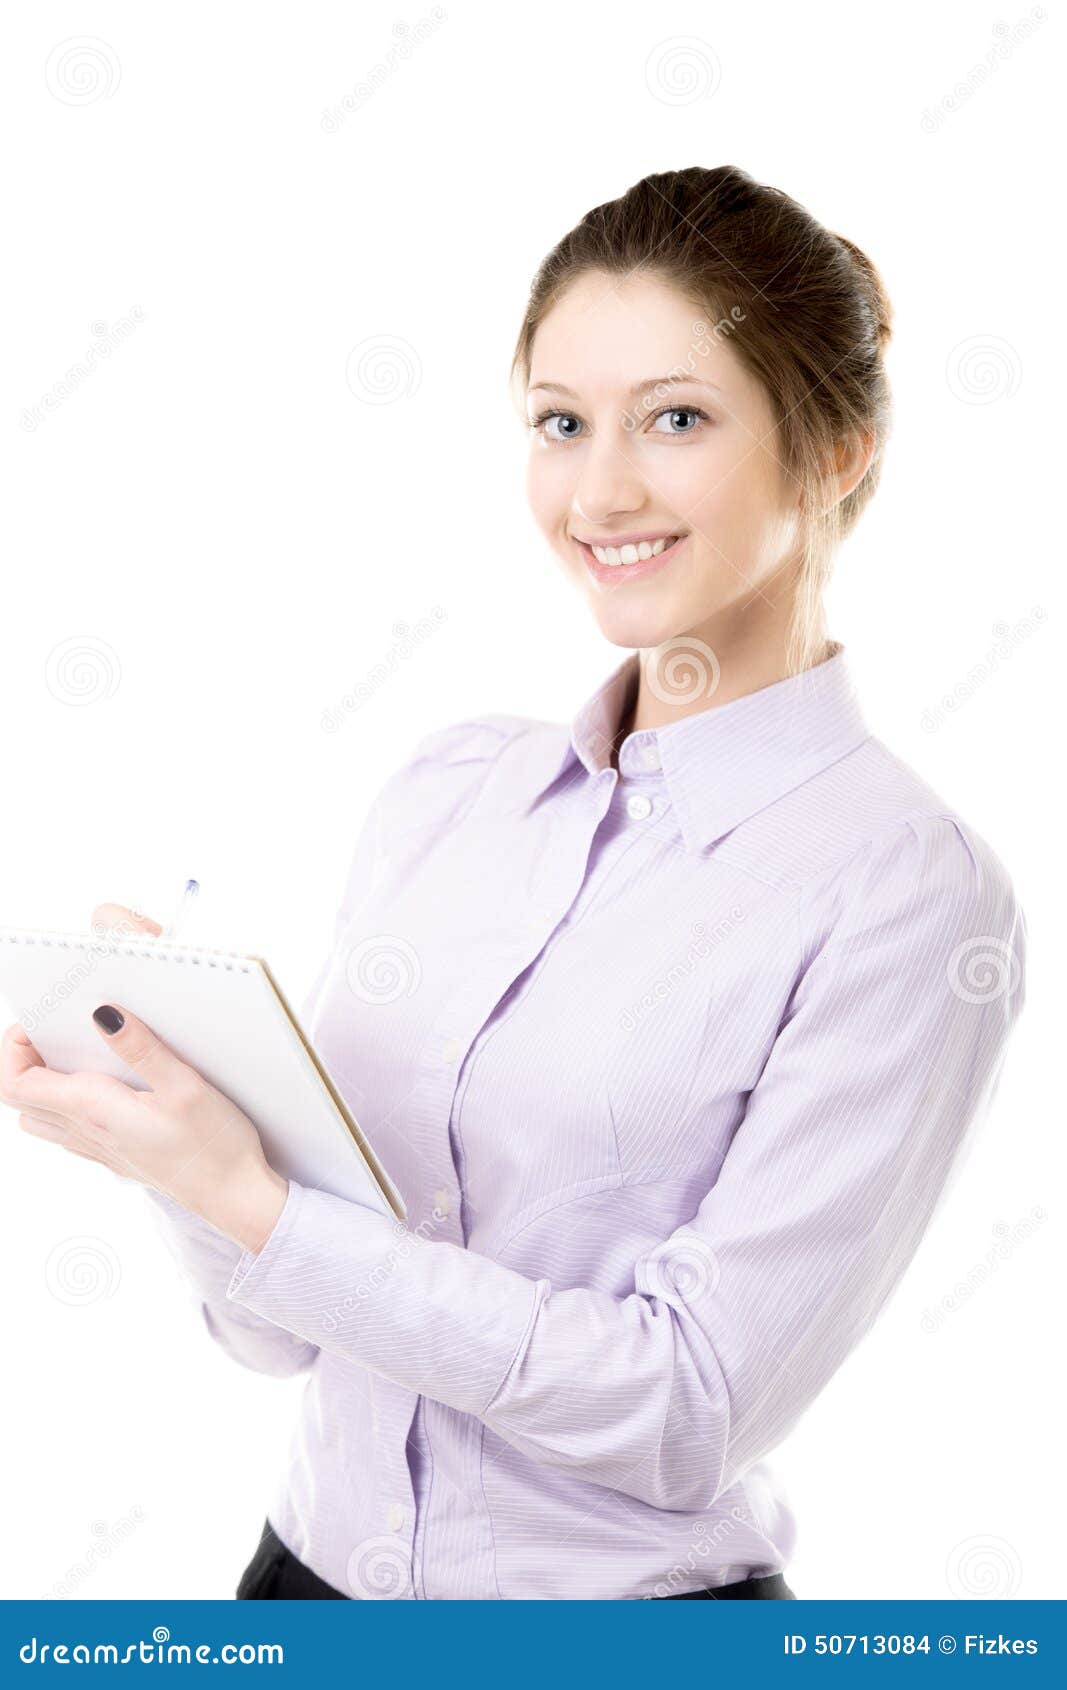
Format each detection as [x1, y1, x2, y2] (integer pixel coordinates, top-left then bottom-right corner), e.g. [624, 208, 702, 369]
[236, 1516, 796, 1600]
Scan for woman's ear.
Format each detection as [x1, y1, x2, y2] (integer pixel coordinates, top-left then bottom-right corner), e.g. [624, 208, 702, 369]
[831, 429, 876, 505]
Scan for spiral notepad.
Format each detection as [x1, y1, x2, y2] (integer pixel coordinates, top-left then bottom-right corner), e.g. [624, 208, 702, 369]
[0, 926, 405, 1221]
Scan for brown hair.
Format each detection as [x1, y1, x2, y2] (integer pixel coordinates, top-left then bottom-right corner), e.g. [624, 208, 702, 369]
[510, 165, 893, 678]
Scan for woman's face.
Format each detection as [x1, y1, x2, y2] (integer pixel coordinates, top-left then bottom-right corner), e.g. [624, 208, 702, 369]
[525, 270, 803, 653]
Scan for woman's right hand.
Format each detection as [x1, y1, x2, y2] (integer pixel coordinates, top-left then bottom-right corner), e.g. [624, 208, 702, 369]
[91, 902, 163, 942]
[4, 902, 167, 1185]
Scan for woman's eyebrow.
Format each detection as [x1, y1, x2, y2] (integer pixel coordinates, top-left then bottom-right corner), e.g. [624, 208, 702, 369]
[528, 375, 724, 399]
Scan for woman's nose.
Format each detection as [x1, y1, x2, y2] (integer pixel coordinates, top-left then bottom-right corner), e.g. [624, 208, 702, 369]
[571, 443, 646, 527]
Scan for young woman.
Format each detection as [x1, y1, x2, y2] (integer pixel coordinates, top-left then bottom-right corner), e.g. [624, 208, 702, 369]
[2, 165, 1027, 1600]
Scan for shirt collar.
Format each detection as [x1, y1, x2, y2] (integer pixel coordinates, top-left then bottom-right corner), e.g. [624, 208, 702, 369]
[524, 640, 871, 855]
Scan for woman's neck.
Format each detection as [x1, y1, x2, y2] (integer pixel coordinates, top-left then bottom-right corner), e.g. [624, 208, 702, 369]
[609, 624, 835, 768]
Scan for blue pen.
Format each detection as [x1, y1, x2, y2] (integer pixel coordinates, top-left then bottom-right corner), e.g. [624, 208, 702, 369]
[162, 878, 199, 941]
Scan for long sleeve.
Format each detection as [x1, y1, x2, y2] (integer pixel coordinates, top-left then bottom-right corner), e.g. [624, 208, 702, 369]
[143, 1185, 319, 1377]
[224, 811, 1026, 1506]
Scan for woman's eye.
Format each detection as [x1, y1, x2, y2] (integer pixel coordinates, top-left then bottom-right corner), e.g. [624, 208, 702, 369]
[530, 410, 584, 442]
[528, 405, 710, 442]
[650, 406, 707, 436]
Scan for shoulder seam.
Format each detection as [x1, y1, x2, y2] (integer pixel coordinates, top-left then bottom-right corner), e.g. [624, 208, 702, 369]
[411, 714, 550, 764]
[795, 808, 975, 973]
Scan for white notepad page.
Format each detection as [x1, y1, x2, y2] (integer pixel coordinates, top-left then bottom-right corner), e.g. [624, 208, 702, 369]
[0, 926, 405, 1221]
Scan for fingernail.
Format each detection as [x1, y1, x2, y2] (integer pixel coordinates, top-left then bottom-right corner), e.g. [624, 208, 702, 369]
[93, 1005, 124, 1034]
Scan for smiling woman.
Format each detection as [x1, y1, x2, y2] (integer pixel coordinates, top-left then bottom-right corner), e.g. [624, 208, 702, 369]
[3, 165, 1026, 1602]
[514, 163, 893, 699]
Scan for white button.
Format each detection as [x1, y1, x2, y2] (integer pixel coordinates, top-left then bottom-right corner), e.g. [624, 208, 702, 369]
[386, 1503, 404, 1533]
[641, 744, 661, 772]
[441, 1036, 461, 1063]
[626, 794, 653, 821]
[433, 1187, 451, 1217]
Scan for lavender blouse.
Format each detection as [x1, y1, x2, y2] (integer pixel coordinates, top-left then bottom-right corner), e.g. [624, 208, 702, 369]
[147, 641, 1026, 1599]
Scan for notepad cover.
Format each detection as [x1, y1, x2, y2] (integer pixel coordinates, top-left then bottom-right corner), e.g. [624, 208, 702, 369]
[0, 927, 405, 1222]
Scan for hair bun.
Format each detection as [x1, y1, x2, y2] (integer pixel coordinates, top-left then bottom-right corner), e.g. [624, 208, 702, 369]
[834, 233, 893, 350]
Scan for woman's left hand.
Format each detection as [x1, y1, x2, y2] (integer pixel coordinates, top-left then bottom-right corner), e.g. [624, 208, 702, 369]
[0, 1007, 289, 1253]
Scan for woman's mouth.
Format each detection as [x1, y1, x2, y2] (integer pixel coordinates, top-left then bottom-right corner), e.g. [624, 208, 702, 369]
[575, 532, 688, 586]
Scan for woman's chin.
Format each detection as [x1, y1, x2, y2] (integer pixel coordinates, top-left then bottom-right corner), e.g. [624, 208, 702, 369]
[591, 599, 699, 654]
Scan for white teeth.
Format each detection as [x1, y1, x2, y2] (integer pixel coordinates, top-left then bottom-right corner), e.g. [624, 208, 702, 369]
[590, 536, 677, 567]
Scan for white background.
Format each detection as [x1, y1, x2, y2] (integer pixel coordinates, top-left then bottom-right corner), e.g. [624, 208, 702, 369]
[0, 0, 1060, 1600]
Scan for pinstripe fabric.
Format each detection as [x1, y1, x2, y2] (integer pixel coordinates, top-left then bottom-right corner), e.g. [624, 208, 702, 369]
[146, 641, 1027, 1599]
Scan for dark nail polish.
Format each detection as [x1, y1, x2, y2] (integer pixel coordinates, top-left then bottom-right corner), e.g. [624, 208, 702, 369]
[93, 1005, 125, 1034]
